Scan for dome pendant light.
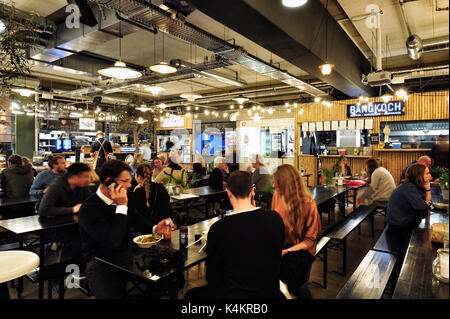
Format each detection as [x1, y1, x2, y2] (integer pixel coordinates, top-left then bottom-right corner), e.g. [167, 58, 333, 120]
[319, 0, 334, 76]
[150, 32, 177, 74]
[98, 12, 141, 80]
[282, 0, 307, 8]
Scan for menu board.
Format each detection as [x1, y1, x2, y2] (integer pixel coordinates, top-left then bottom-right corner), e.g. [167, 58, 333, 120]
[302, 123, 309, 132]
[356, 119, 365, 130]
[316, 122, 323, 131]
[347, 120, 356, 130]
[309, 122, 316, 132]
[324, 121, 331, 131]
[331, 121, 339, 130]
[339, 120, 347, 130]
[364, 119, 374, 130]
[161, 115, 185, 128]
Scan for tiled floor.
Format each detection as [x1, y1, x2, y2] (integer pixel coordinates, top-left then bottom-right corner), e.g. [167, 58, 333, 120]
[3, 207, 387, 299]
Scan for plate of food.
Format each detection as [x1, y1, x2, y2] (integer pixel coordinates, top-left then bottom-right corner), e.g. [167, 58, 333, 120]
[433, 202, 449, 210]
[133, 234, 163, 248]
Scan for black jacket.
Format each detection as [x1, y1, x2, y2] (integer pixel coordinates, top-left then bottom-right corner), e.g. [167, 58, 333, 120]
[133, 182, 173, 225]
[205, 208, 285, 299]
[90, 138, 113, 160]
[0, 164, 34, 199]
[38, 176, 91, 217]
[78, 194, 154, 263]
[209, 168, 228, 189]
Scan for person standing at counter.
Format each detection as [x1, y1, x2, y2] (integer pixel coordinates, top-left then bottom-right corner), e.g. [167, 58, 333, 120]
[29, 155, 66, 197]
[400, 155, 431, 181]
[386, 163, 432, 231]
[90, 131, 113, 173]
[428, 135, 449, 169]
[334, 156, 352, 177]
[356, 158, 396, 207]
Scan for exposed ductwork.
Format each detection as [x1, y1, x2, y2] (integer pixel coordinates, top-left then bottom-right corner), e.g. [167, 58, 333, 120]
[86, 0, 328, 97]
[390, 65, 449, 84]
[0, 4, 56, 34]
[406, 34, 423, 60]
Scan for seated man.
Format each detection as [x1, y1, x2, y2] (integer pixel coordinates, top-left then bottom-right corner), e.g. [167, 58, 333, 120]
[29, 155, 66, 197]
[38, 163, 91, 217]
[185, 171, 285, 299]
[0, 154, 34, 199]
[78, 160, 173, 299]
[400, 155, 431, 181]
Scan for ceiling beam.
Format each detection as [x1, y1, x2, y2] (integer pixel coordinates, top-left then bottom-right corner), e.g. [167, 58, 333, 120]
[188, 0, 375, 97]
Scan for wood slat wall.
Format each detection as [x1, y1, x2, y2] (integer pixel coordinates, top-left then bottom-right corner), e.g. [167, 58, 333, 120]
[298, 155, 317, 186]
[295, 90, 449, 185]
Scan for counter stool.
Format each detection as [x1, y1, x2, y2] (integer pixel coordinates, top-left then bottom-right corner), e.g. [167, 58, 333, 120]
[0, 251, 40, 299]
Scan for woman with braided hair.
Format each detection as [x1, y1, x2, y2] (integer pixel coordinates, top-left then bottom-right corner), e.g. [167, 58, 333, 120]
[134, 163, 173, 225]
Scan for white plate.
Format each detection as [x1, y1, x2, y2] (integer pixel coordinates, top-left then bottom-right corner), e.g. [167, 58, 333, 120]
[133, 234, 163, 248]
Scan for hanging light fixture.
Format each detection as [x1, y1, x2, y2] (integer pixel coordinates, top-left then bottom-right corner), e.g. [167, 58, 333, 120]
[12, 88, 36, 97]
[150, 32, 177, 74]
[381, 94, 393, 103]
[233, 95, 249, 104]
[98, 8, 141, 80]
[144, 86, 164, 95]
[158, 103, 167, 109]
[180, 93, 202, 101]
[314, 97, 321, 103]
[136, 104, 152, 112]
[319, 0, 334, 76]
[135, 117, 148, 124]
[282, 0, 307, 8]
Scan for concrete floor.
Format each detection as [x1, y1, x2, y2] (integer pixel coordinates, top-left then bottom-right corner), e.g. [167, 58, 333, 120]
[4, 206, 387, 299]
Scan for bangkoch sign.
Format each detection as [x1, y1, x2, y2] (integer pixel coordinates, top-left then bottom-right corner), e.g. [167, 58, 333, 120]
[347, 101, 405, 118]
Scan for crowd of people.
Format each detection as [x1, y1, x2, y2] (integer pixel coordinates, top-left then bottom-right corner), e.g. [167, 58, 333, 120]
[0, 135, 447, 299]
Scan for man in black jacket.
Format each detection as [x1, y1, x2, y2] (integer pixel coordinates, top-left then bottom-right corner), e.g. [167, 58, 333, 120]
[90, 131, 113, 173]
[38, 163, 91, 217]
[78, 160, 174, 299]
[185, 171, 285, 299]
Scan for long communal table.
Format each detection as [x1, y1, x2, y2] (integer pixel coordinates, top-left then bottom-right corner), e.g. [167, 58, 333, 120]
[392, 186, 449, 299]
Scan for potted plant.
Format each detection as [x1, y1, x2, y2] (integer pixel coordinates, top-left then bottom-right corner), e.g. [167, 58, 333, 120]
[433, 167, 449, 201]
[322, 168, 335, 187]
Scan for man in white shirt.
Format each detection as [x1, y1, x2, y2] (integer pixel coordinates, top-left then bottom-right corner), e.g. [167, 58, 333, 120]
[79, 160, 173, 299]
[139, 142, 152, 161]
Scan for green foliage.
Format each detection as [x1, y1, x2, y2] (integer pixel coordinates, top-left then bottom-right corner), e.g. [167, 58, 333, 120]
[263, 183, 275, 195]
[162, 171, 199, 190]
[432, 167, 449, 189]
[207, 159, 215, 174]
[0, 2, 36, 89]
[322, 167, 335, 185]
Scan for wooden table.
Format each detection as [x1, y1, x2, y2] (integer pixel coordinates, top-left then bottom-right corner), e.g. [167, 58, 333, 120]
[0, 215, 78, 299]
[0, 196, 41, 208]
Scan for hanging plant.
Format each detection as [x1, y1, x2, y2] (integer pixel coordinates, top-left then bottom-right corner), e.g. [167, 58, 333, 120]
[0, 2, 37, 93]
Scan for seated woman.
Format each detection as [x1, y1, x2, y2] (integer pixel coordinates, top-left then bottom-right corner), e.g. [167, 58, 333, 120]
[208, 156, 229, 189]
[247, 154, 272, 192]
[334, 156, 352, 177]
[134, 164, 173, 225]
[386, 163, 432, 231]
[154, 153, 187, 185]
[271, 164, 321, 299]
[356, 158, 396, 207]
[151, 156, 165, 181]
[191, 162, 208, 187]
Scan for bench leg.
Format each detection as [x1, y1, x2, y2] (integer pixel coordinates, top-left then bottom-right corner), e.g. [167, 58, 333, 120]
[342, 238, 347, 277]
[323, 248, 328, 289]
[0, 282, 9, 299]
[371, 212, 375, 237]
[48, 279, 53, 299]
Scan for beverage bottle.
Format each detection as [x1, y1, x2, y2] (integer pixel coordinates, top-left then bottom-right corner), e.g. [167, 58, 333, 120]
[163, 220, 172, 240]
[180, 225, 188, 247]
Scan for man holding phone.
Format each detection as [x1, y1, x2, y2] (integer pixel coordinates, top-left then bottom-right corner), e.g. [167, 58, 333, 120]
[78, 160, 174, 299]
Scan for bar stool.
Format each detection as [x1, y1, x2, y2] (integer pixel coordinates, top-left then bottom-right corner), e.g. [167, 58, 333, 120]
[0, 251, 40, 299]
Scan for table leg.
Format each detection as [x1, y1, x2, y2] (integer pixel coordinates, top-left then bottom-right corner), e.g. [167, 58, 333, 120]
[353, 188, 357, 212]
[337, 193, 346, 217]
[38, 230, 45, 299]
[0, 282, 9, 299]
[18, 235, 23, 299]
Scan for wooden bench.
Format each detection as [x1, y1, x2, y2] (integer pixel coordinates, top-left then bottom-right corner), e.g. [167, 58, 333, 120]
[373, 226, 410, 256]
[324, 204, 376, 276]
[312, 236, 331, 288]
[336, 250, 397, 299]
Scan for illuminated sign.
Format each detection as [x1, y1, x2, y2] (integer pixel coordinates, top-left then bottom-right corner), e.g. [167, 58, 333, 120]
[161, 115, 185, 128]
[347, 101, 405, 118]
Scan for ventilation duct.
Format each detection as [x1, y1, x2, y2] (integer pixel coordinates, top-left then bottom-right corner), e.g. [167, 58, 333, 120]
[406, 34, 423, 60]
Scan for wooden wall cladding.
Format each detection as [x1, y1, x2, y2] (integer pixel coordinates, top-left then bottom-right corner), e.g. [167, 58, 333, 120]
[373, 150, 429, 185]
[298, 155, 317, 186]
[295, 91, 449, 185]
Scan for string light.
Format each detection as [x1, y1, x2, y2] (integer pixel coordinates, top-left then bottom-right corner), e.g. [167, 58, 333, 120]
[314, 97, 321, 103]
[230, 105, 235, 109]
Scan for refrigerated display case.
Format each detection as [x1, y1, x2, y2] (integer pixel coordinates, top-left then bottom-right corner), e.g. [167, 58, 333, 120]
[260, 129, 271, 157]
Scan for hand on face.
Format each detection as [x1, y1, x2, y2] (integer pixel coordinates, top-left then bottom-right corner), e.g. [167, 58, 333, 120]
[110, 184, 128, 206]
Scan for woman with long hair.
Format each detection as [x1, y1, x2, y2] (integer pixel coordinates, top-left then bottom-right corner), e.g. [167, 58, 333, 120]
[134, 163, 173, 225]
[356, 158, 396, 207]
[387, 163, 433, 231]
[334, 155, 352, 177]
[271, 164, 322, 299]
